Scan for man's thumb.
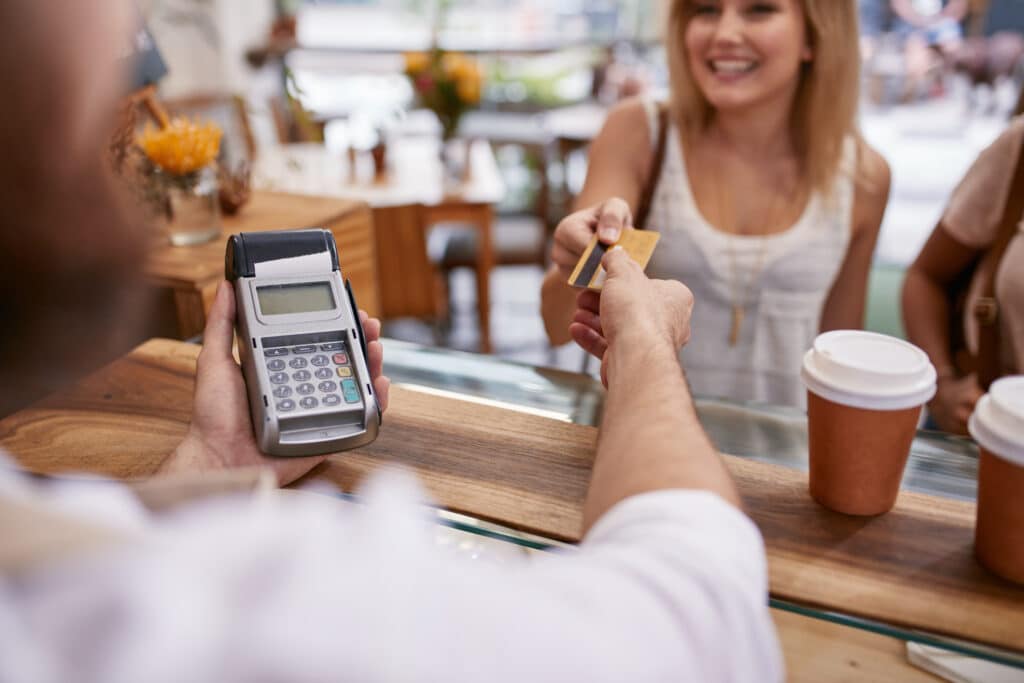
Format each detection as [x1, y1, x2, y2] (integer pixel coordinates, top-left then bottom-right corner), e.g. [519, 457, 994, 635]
[601, 245, 637, 279]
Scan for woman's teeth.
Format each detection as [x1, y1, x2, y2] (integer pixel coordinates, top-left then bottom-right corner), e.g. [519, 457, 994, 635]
[710, 60, 757, 74]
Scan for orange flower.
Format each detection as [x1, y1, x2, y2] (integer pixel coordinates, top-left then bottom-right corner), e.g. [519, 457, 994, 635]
[456, 73, 481, 104]
[404, 51, 430, 75]
[138, 117, 223, 176]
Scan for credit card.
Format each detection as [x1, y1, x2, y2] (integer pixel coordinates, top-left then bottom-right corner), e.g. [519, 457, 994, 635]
[567, 229, 661, 290]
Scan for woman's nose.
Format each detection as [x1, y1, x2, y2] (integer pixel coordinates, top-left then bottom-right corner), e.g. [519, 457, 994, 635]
[710, 8, 745, 45]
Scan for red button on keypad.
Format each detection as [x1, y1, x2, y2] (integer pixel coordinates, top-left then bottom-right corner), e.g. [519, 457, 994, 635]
[332, 353, 348, 365]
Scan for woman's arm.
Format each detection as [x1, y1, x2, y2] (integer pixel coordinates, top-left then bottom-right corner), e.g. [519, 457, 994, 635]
[540, 98, 652, 345]
[819, 142, 891, 332]
[902, 225, 983, 433]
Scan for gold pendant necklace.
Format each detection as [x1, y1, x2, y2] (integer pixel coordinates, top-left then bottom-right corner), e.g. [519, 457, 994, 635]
[723, 236, 767, 347]
[711, 162, 778, 348]
[729, 305, 745, 347]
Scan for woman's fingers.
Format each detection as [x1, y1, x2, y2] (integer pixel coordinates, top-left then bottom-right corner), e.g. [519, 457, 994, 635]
[576, 289, 601, 315]
[596, 198, 632, 243]
[551, 242, 583, 273]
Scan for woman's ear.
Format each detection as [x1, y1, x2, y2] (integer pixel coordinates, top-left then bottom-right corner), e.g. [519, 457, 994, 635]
[802, 44, 814, 62]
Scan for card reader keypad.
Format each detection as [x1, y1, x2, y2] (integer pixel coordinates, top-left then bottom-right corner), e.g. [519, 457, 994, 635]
[264, 342, 361, 413]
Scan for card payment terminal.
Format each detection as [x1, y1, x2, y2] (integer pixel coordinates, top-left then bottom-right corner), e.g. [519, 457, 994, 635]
[225, 229, 381, 456]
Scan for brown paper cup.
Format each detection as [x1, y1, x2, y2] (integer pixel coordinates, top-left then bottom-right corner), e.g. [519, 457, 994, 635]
[975, 448, 1024, 584]
[807, 390, 921, 516]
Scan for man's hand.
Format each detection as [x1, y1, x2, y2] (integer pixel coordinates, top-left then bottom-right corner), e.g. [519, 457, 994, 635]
[928, 373, 983, 436]
[569, 246, 693, 387]
[159, 281, 391, 485]
[550, 198, 632, 281]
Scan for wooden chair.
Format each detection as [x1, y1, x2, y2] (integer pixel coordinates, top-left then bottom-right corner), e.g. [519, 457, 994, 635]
[373, 205, 446, 321]
[268, 95, 326, 145]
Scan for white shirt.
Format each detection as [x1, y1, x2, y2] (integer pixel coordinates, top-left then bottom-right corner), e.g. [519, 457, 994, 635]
[640, 98, 856, 409]
[0, 460, 783, 682]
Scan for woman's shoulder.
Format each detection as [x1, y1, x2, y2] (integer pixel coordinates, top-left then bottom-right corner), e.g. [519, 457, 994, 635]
[589, 96, 661, 183]
[853, 137, 891, 196]
[848, 137, 891, 235]
[1000, 114, 1024, 146]
[976, 115, 1024, 174]
[942, 116, 1024, 245]
[602, 96, 659, 147]
[966, 116, 1024, 179]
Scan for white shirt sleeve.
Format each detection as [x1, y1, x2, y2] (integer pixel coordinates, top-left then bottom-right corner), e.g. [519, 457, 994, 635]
[0, 469, 782, 683]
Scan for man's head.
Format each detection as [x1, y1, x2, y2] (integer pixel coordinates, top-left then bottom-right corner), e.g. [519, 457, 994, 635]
[0, 2, 146, 416]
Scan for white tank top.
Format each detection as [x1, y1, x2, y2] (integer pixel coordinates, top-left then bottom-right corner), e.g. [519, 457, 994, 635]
[641, 99, 856, 409]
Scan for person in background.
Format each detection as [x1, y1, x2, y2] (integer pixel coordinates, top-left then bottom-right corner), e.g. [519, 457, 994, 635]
[890, 0, 968, 99]
[542, 0, 891, 410]
[902, 115, 1024, 435]
[0, 3, 782, 680]
[859, 0, 893, 61]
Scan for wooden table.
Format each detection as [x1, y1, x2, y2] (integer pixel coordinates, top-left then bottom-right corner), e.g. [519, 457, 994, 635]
[146, 191, 379, 339]
[253, 139, 505, 353]
[3, 338, 1023, 666]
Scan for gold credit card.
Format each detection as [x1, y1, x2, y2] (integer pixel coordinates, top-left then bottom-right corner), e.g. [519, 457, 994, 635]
[567, 229, 661, 290]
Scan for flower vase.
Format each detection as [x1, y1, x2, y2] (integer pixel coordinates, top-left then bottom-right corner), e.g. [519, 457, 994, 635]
[161, 164, 222, 246]
[439, 136, 469, 192]
[371, 141, 388, 178]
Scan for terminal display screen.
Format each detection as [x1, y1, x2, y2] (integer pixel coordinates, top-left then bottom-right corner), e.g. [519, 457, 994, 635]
[257, 283, 335, 315]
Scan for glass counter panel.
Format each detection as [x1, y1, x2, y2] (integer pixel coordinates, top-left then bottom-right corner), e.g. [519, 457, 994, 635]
[382, 339, 980, 502]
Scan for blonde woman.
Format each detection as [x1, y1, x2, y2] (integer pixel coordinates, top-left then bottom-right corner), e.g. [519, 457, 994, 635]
[542, 0, 891, 408]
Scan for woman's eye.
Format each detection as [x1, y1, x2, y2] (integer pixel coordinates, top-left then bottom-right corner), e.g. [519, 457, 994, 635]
[748, 3, 778, 14]
[692, 3, 720, 15]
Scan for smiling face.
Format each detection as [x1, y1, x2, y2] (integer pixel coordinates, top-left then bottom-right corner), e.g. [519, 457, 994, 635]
[683, 0, 812, 115]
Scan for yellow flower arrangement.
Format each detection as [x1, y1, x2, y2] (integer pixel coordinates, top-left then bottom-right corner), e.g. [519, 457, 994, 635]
[404, 49, 483, 139]
[404, 51, 431, 76]
[138, 117, 223, 176]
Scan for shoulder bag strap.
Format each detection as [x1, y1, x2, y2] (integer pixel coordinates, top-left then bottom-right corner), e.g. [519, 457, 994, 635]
[634, 103, 669, 231]
[975, 134, 1024, 389]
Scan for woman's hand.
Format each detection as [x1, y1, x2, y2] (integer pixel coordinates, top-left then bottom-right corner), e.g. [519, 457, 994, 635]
[927, 373, 983, 436]
[159, 281, 391, 486]
[550, 198, 633, 282]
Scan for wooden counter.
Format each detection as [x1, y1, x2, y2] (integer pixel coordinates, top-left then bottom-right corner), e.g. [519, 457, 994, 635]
[2, 338, 1022, 656]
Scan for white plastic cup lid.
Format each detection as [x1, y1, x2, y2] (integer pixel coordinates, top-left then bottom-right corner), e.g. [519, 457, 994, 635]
[969, 376, 1024, 466]
[800, 330, 937, 411]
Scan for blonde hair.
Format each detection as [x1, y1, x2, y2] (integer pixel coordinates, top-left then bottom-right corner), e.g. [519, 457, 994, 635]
[665, 0, 861, 197]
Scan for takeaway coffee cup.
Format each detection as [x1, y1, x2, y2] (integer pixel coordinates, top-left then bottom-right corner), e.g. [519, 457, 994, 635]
[800, 331, 937, 516]
[969, 376, 1024, 584]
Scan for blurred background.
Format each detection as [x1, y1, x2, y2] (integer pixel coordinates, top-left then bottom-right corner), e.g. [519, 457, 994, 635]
[136, 0, 1024, 371]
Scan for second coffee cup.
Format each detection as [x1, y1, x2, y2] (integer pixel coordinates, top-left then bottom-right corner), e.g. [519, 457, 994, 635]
[969, 376, 1024, 585]
[801, 331, 937, 516]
